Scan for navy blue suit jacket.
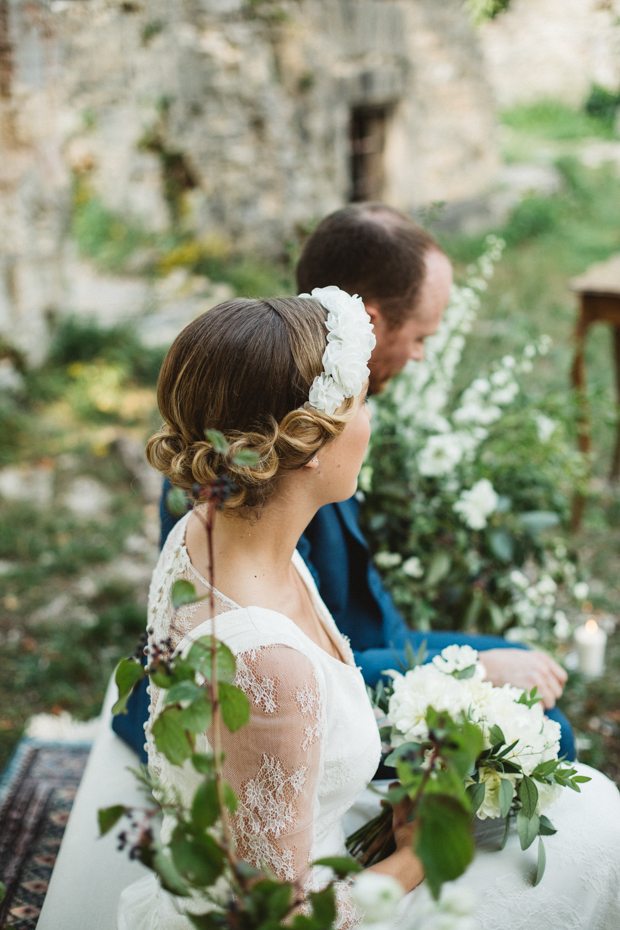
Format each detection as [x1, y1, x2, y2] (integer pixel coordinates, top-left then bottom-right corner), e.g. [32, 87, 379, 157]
[113, 482, 575, 761]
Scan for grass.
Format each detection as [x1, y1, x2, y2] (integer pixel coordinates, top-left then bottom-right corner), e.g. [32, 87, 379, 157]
[0, 316, 161, 771]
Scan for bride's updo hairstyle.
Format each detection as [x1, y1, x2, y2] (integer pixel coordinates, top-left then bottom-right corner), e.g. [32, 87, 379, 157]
[146, 297, 357, 513]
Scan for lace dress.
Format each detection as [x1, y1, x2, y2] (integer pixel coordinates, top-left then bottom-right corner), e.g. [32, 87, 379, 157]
[119, 512, 620, 930]
[118, 512, 381, 930]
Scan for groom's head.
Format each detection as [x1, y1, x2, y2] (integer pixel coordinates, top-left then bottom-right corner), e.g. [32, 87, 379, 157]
[296, 203, 452, 394]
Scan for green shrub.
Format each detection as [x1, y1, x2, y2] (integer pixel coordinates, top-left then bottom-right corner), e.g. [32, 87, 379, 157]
[502, 100, 615, 140]
[48, 315, 165, 385]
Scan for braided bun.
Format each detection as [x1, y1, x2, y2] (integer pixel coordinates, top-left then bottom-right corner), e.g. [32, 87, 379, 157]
[146, 297, 357, 514]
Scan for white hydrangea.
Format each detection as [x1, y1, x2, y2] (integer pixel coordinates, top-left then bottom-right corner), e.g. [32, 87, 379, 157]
[453, 479, 499, 530]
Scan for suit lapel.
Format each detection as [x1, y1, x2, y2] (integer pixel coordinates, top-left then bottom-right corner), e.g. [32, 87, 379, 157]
[335, 498, 369, 550]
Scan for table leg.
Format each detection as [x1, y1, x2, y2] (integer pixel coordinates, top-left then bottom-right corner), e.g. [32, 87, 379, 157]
[570, 306, 590, 530]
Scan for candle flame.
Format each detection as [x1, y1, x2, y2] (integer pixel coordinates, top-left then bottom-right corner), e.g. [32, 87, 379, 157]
[585, 618, 599, 634]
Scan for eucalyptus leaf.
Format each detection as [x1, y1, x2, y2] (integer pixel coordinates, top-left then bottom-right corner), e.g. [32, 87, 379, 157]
[98, 805, 128, 836]
[517, 809, 539, 850]
[466, 781, 486, 815]
[517, 510, 560, 535]
[518, 776, 539, 820]
[489, 724, 505, 747]
[425, 551, 451, 588]
[219, 681, 250, 732]
[534, 836, 546, 886]
[489, 529, 514, 563]
[538, 814, 557, 836]
[499, 778, 514, 819]
[205, 429, 229, 454]
[112, 657, 146, 715]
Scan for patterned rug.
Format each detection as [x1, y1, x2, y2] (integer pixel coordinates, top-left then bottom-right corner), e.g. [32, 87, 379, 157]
[0, 739, 91, 929]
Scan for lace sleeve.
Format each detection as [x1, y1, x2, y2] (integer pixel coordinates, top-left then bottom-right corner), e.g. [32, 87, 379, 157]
[219, 644, 361, 929]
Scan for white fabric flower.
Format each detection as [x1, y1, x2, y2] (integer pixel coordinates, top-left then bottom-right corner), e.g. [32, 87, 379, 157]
[300, 286, 375, 414]
[307, 372, 346, 416]
[351, 872, 403, 925]
[453, 479, 499, 530]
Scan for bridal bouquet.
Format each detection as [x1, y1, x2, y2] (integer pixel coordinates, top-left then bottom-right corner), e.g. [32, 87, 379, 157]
[347, 645, 589, 886]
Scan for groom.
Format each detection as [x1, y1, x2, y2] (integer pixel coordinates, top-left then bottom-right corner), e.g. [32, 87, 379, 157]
[115, 203, 574, 760]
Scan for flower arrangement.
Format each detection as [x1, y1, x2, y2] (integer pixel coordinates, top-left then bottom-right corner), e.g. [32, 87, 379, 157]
[359, 235, 589, 645]
[347, 646, 589, 886]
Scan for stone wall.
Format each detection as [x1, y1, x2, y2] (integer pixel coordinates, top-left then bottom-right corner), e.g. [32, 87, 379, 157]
[0, 0, 499, 359]
[480, 0, 620, 108]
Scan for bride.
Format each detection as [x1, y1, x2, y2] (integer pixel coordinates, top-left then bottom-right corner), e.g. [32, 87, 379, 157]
[119, 289, 620, 930]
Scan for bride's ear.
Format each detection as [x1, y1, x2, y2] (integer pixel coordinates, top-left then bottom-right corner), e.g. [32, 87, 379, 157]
[304, 457, 319, 470]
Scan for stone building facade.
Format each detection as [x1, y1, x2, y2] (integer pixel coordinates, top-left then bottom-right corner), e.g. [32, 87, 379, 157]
[0, 0, 499, 359]
[480, 0, 620, 108]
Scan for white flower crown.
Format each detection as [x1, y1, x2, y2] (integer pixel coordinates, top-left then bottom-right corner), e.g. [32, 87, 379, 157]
[298, 286, 376, 415]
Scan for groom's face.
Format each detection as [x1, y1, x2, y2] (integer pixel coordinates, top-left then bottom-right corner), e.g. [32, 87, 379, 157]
[366, 249, 452, 394]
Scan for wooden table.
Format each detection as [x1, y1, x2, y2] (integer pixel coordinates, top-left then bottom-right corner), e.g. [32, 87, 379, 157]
[570, 254, 620, 526]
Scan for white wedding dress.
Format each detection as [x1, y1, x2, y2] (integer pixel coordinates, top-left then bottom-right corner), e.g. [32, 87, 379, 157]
[118, 512, 620, 930]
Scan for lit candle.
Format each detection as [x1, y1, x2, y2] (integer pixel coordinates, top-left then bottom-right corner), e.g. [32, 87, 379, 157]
[574, 618, 607, 677]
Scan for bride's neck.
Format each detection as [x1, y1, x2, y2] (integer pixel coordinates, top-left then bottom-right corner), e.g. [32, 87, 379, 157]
[188, 474, 319, 591]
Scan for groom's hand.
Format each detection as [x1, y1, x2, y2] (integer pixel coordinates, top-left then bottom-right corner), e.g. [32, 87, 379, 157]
[480, 649, 567, 709]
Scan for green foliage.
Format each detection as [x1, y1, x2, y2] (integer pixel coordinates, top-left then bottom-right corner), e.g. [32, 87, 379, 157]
[502, 99, 617, 141]
[112, 657, 146, 715]
[585, 84, 620, 129]
[416, 795, 475, 899]
[72, 186, 151, 271]
[98, 805, 129, 836]
[48, 315, 165, 386]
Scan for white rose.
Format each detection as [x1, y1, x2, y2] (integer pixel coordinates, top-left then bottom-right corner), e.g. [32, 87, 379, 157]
[402, 556, 424, 578]
[308, 373, 346, 415]
[350, 872, 403, 925]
